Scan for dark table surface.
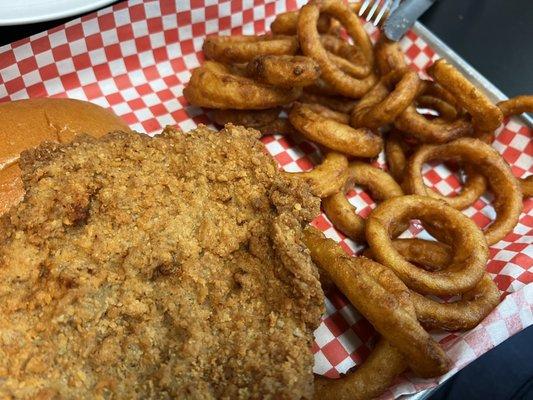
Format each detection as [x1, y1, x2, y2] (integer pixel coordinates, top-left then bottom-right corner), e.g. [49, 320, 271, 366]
[419, 0, 533, 97]
[0, 1, 531, 399]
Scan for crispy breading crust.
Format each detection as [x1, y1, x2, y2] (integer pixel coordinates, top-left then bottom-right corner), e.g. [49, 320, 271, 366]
[0, 125, 323, 399]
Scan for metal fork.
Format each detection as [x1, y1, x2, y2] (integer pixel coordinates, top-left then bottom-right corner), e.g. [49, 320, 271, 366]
[358, 0, 401, 26]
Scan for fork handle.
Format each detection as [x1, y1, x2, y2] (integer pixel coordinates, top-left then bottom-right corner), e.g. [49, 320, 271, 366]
[383, 0, 437, 41]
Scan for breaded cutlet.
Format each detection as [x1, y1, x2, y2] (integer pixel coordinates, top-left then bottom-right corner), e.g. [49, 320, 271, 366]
[0, 125, 324, 399]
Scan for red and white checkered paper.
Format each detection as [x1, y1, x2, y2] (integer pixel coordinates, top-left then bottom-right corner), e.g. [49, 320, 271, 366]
[0, 1, 531, 398]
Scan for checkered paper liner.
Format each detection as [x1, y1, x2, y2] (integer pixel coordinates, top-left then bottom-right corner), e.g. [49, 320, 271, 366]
[0, 1, 531, 398]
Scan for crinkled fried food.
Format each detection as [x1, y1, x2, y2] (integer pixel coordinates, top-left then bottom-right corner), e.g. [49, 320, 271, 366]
[304, 228, 449, 379]
[323, 162, 403, 242]
[284, 151, 349, 199]
[184, 61, 301, 109]
[246, 55, 321, 87]
[202, 34, 299, 63]
[366, 195, 488, 296]
[0, 126, 324, 399]
[403, 138, 522, 245]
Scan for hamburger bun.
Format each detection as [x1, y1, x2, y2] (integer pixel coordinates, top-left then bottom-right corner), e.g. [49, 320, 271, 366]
[0, 98, 131, 215]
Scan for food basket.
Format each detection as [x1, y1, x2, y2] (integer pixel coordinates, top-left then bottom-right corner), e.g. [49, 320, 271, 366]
[0, 1, 531, 398]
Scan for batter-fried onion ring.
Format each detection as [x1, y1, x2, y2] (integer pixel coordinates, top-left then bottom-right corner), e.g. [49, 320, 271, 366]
[521, 175, 533, 198]
[366, 195, 488, 296]
[284, 151, 348, 198]
[271, 10, 339, 35]
[298, 0, 377, 98]
[365, 239, 500, 331]
[374, 35, 407, 75]
[289, 102, 383, 157]
[413, 274, 500, 331]
[323, 162, 403, 241]
[202, 34, 299, 63]
[299, 91, 358, 114]
[184, 61, 302, 109]
[416, 95, 459, 121]
[304, 227, 450, 378]
[497, 95, 533, 117]
[314, 339, 407, 400]
[297, 102, 350, 124]
[403, 146, 487, 210]
[497, 96, 533, 198]
[320, 34, 371, 79]
[246, 55, 320, 87]
[404, 138, 522, 245]
[351, 69, 421, 129]
[428, 59, 503, 132]
[384, 130, 415, 182]
[395, 104, 472, 143]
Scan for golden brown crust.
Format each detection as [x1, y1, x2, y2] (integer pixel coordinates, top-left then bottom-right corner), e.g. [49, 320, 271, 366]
[283, 151, 349, 198]
[202, 34, 299, 63]
[314, 339, 407, 400]
[297, 0, 377, 98]
[0, 125, 324, 399]
[289, 102, 382, 157]
[323, 162, 403, 242]
[366, 195, 489, 296]
[184, 61, 302, 109]
[246, 55, 321, 87]
[428, 59, 503, 132]
[404, 138, 522, 245]
[304, 228, 450, 378]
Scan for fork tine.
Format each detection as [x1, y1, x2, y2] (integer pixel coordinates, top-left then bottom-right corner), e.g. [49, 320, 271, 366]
[373, 0, 393, 26]
[358, 0, 373, 16]
[365, 0, 382, 22]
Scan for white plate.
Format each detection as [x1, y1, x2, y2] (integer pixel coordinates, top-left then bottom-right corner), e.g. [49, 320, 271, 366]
[0, 0, 116, 26]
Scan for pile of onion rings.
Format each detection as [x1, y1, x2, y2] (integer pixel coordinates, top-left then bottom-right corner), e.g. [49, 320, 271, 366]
[183, 1, 531, 398]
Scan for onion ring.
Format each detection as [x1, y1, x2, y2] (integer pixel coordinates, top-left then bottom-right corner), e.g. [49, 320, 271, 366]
[351, 69, 421, 129]
[297, 102, 350, 124]
[413, 274, 500, 331]
[403, 145, 487, 210]
[271, 10, 339, 35]
[304, 227, 450, 378]
[366, 195, 488, 296]
[395, 104, 472, 143]
[384, 130, 415, 182]
[320, 34, 371, 79]
[365, 239, 500, 331]
[246, 55, 320, 87]
[284, 151, 348, 198]
[416, 95, 458, 121]
[520, 175, 533, 198]
[323, 162, 403, 241]
[363, 238, 449, 272]
[211, 108, 280, 128]
[299, 91, 357, 114]
[314, 339, 407, 400]
[298, 0, 377, 98]
[183, 61, 302, 109]
[422, 81, 461, 111]
[303, 78, 340, 97]
[428, 59, 503, 132]
[289, 102, 383, 157]
[497, 95, 533, 117]
[202, 34, 299, 63]
[495, 95, 533, 197]
[403, 138, 522, 244]
[374, 35, 407, 75]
